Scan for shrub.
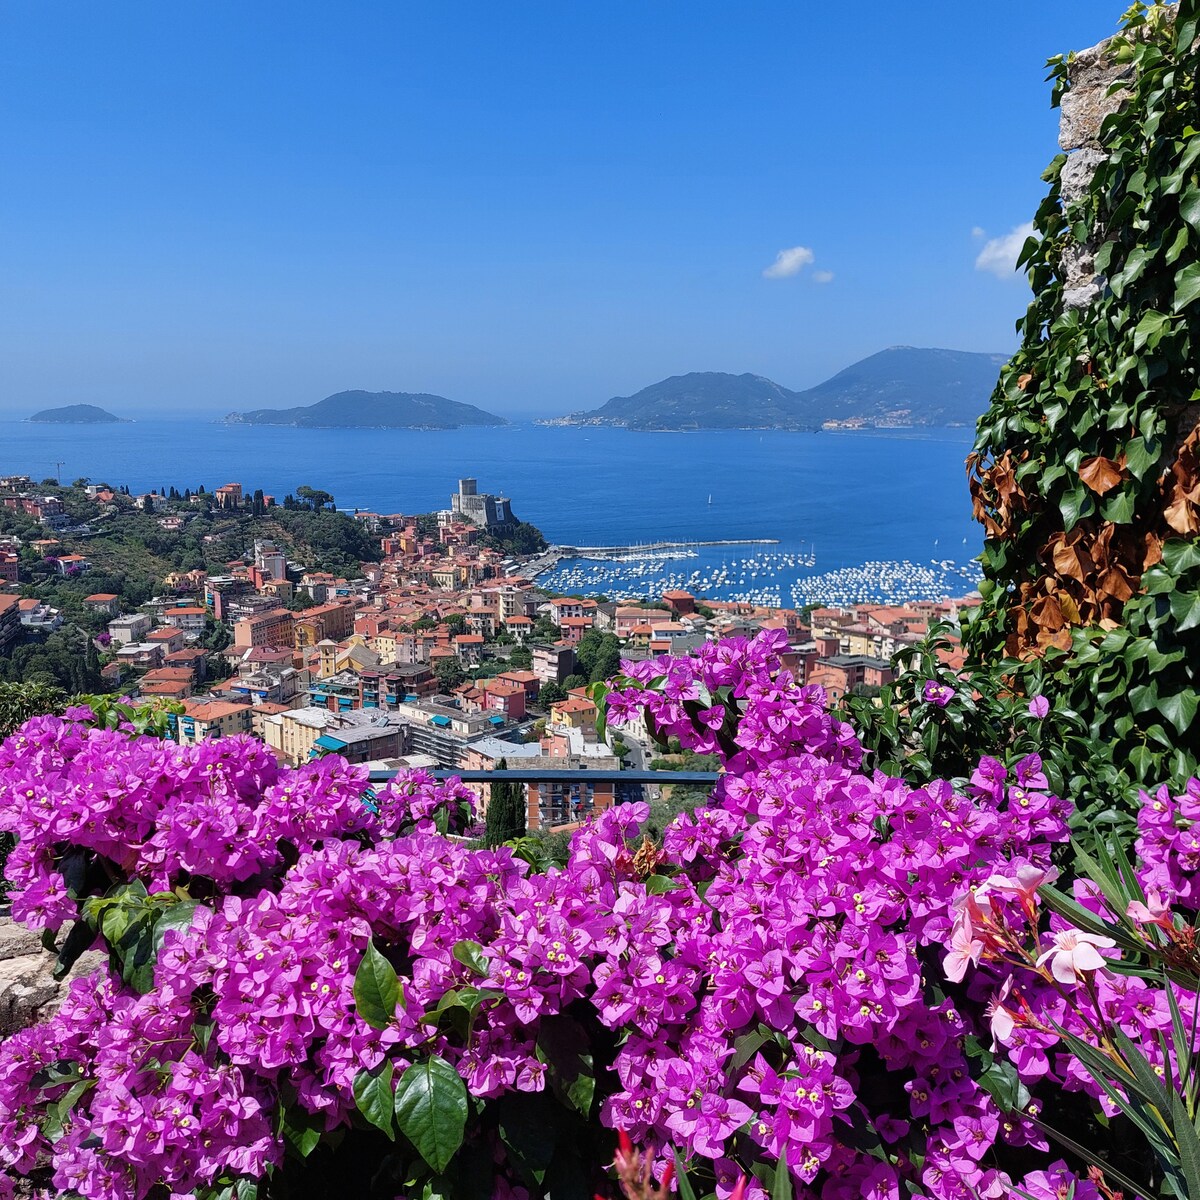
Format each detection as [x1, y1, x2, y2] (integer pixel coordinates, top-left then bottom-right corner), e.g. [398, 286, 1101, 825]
[0, 630, 1154, 1200]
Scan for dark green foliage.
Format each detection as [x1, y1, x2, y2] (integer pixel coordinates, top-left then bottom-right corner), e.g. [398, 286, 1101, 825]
[0, 680, 67, 738]
[573, 630, 622, 684]
[434, 657, 466, 691]
[481, 521, 547, 556]
[507, 645, 533, 669]
[964, 2, 1200, 817]
[484, 760, 526, 846]
[0, 629, 105, 693]
[842, 624, 1119, 830]
[537, 682, 566, 707]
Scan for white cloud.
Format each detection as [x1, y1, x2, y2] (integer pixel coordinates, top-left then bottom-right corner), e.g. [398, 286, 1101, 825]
[763, 245, 815, 279]
[971, 225, 986, 239]
[975, 222, 1036, 279]
[812, 269, 834, 284]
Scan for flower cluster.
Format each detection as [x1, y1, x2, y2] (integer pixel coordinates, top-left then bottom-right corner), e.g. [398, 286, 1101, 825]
[0, 631, 1166, 1200]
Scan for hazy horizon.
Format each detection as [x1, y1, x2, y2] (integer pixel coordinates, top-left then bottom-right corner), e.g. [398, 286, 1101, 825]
[2, 2, 1119, 419]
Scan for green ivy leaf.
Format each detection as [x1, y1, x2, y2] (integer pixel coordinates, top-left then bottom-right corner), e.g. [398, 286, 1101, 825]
[1156, 688, 1199, 736]
[1181, 186, 1200, 232]
[1059, 484, 1094, 530]
[1123, 435, 1159, 480]
[1176, 262, 1200, 310]
[1169, 589, 1200, 633]
[353, 1061, 396, 1140]
[354, 941, 401, 1031]
[394, 1056, 468, 1175]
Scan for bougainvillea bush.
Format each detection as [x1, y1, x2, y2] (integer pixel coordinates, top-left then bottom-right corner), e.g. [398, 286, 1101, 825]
[0, 632, 1195, 1200]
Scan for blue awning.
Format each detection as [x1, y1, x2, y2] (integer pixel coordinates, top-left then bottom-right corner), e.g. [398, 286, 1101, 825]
[431, 715, 451, 727]
[488, 715, 505, 725]
[314, 734, 348, 750]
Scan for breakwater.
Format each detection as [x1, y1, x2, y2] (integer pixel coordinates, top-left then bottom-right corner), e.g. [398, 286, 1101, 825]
[563, 538, 779, 557]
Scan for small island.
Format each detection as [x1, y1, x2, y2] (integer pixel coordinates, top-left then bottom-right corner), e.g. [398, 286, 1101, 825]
[226, 389, 507, 430]
[28, 404, 127, 424]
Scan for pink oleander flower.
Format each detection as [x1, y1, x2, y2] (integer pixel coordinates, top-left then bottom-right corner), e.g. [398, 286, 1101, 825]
[1035, 930, 1115, 985]
[1027, 695, 1050, 720]
[984, 864, 1058, 913]
[944, 913, 985, 982]
[1126, 888, 1174, 932]
[922, 680, 955, 708]
[985, 976, 1016, 1049]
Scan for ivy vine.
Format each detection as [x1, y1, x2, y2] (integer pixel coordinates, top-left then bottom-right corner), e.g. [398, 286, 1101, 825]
[963, 0, 1200, 814]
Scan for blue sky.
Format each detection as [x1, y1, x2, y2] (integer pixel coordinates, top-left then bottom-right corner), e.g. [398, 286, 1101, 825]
[1, 2, 1119, 418]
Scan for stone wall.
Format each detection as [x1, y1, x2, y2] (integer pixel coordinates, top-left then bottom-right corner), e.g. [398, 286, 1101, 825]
[1058, 34, 1134, 309]
[0, 913, 105, 1035]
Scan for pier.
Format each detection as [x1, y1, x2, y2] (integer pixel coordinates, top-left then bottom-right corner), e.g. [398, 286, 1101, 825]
[561, 538, 779, 557]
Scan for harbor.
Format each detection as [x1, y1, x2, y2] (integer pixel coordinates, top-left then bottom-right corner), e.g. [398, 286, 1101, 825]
[534, 538, 981, 608]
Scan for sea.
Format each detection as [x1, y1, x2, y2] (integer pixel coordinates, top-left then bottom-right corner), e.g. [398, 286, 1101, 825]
[0, 419, 983, 609]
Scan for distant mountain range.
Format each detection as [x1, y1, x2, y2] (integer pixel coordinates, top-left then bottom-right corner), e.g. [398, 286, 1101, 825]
[226, 390, 507, 430]
[28, 404, 126, 424]
[549, 347, 1006, 431]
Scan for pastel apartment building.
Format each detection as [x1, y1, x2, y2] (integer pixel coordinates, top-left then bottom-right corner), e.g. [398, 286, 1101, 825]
[108, 612, 152, 646]
[613, 607, 674, 639]
[358, 664, 437, 709]
[0, 594, 20, 653]
[172, 699, 252, 746]
[548, 597, 597, 624]
[83, 593, 120, 616]
[0, 551, 18, 584]
[233, 609, 294, 651]
[531, 642, 576, 685]
[163, 606, 208, 635]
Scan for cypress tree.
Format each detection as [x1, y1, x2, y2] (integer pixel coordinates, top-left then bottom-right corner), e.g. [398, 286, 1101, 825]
[485, 758, 526, 846]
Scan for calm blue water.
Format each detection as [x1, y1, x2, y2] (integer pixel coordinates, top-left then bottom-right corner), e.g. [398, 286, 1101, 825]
[0, 420, 982, 605]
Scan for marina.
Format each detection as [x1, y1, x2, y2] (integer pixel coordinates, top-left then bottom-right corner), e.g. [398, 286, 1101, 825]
[536, 541, 981, 608]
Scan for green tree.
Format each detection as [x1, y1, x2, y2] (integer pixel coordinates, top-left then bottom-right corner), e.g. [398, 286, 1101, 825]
[507, 645, 532, 669]
[537, 681, 566, 707]
[484, 759, 526, 846]
[295, 485, 335, 511]
[434, 656, 466, 691]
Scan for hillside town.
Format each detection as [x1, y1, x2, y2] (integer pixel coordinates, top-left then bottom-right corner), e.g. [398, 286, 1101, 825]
[0, 472, 976, 834]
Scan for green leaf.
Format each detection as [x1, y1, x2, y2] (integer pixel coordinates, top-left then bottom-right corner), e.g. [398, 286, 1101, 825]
[1039, 883, 1142, 954]
[536, 1014, 595, 1118]
[1176, 262, 1200, 310]
[1124, 435, 1160, 480]
[643, 873, 680, 895]
[151, 900, 202, 955]
[1170, 589, 1200, 633]
[279, 1106, 325, 1158]
[1172, 1090, 1200, 1200]
[1133, 309, 1171, 351]
[354, 941, 400, 1031]
[394, 1056, 468, 1175]
[1163, 541, 1200, 574]
[978, 1060, 1031, 1114]
[1157, 688, 1200, 736]
[452, 940, 489, 978]
[672, 1150, 699, 1200]
[1101, 488, 1136, 524]
[352, 1062, 395, 1140]
[1059, 484, 1094, 530]
[1181, 186, 1200, 233]
[772, 1149, 793, 1200]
